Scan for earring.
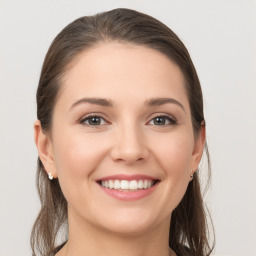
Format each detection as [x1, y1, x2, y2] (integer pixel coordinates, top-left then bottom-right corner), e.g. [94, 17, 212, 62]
[48, 172, 53, 180]
[190, 169, 194, 180]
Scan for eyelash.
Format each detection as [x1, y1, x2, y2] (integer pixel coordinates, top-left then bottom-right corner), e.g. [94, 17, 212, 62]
[80, 114, 108, 126]
[148, 115, 177, 126]
[79, 114, 177, 127]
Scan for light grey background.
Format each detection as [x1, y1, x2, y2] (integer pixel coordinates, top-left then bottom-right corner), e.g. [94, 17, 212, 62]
[0, 0, 255, 255]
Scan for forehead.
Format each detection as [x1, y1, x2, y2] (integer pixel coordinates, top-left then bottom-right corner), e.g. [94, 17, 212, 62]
[58, 42, 189, 109]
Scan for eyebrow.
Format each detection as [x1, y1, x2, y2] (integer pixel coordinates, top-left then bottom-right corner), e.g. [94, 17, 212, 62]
[70, 97, 185, 112]
[146, 97, 185, 112]
[70, 98, 114, 109]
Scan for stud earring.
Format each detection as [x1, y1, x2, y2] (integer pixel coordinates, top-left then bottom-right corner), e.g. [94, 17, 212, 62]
[48, 172, 53, 180]
[190, 169, 194, 180]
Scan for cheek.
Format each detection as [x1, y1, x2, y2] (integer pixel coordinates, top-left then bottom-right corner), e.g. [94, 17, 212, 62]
[151, 132, 193, 203]
[53, 129, 109, 182]
[52, 130, 111, 208]
[153, 132, 193, 173]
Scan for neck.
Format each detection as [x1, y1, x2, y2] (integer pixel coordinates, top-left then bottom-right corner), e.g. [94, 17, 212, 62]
[63, 207, 173, 256]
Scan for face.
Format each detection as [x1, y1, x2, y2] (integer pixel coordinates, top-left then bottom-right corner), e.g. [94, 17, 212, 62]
[37, 42, 204, 236]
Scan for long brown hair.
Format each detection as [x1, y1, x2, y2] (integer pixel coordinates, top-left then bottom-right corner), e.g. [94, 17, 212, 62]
[31, 8, 215, 256]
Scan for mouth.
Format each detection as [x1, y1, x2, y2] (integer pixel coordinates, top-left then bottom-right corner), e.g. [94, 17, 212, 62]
[96, 175, 160, 201]
[97, 179, 159, 192]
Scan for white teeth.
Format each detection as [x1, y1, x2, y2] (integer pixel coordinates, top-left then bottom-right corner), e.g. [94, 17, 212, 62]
[114, 180, 120, 189]
[129, 180, 137, 190]
[138, 180, 143, 189]
[109, 180, 114, 189]
[100, 179, 156, 190]
[120, 180, 129, 189]
[143, 180, 148, 189]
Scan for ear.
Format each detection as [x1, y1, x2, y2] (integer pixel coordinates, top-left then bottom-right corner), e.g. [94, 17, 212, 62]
[191, 123, 206, 171]
[34, 120, 57, 178]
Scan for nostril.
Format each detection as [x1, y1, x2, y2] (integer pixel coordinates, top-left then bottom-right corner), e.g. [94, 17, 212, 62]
[110, 148, 149, 164]
[109, 133, 149, 164]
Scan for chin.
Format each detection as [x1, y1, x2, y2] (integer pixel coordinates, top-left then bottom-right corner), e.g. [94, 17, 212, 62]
[91, 207, 165, 236]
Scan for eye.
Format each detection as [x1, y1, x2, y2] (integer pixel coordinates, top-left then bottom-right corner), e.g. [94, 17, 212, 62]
[80, 115, 108, 126]
[148, 115, 177, 126]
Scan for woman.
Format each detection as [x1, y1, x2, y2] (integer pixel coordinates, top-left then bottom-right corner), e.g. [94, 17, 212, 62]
[31, 8, 214, 256]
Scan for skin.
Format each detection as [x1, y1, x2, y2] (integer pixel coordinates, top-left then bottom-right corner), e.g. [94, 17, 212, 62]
[34, 42, 205, 256]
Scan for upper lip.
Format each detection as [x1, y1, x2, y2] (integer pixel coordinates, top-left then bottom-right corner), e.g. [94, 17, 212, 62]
[97, 174, 160, 181]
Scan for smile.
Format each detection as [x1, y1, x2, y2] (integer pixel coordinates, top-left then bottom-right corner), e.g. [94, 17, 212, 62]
[100, 179, 157, 191]
[96, 174, 160, 200]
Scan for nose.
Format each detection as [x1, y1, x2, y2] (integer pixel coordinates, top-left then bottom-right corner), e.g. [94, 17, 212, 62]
[110, 124, 149, 164]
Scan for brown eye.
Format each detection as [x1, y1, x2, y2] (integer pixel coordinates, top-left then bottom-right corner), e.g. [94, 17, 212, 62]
[80, 116, 107, 126]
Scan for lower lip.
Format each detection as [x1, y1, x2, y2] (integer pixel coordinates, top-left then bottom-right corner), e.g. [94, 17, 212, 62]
[97, 182, 159, 201]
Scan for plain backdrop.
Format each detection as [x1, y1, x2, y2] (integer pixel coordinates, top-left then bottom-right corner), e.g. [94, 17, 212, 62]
[0, 0, 255, 255]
